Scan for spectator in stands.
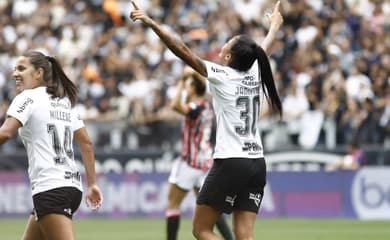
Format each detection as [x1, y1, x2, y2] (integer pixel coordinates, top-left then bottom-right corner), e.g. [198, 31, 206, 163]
[0, 51, 102, 239]
[282, 78, 308, 146]
[329, 141, 366, 171]
[339, 97, 366, 144]
[0, 0, 388, 151]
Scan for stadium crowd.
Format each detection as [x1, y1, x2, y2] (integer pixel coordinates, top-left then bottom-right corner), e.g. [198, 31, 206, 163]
[0, 0, 389, 152]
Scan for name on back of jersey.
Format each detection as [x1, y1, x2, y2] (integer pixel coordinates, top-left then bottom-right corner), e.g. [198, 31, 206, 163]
[49, 99, 72, 122]
[235, 86, 260, 96]
[50, 110, 71, 122]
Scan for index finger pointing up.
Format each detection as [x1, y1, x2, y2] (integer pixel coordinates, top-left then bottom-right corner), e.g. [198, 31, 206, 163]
[273, 1, 281, 13]
[131, 1, 139, 10]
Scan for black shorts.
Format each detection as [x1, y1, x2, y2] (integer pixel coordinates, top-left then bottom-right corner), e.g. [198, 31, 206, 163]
[197, 157, 266, 214]
[32, 187, 82, 221]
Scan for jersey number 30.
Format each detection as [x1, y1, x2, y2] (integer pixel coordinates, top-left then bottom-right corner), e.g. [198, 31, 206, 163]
[235, 96, 260, 136]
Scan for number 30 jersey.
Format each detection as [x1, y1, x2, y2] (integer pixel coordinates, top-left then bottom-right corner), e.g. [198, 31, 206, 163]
[7, 87, 84, 195]
[204, 60, 264, 159]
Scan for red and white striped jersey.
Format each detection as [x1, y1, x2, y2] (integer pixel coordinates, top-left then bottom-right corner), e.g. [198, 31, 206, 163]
[180, 100, 214, 171]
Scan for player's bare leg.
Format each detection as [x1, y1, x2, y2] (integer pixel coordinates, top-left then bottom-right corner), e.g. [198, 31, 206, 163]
[232, 210, 256, 240]
[193, 204, 221, 240]
[39, 214, 75, 240]
[22, 215, 45, 240]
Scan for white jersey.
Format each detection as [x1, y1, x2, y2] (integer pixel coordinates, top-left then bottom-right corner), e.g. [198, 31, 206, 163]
[7, 87, 84, 195]
[204, 60, 264, 159]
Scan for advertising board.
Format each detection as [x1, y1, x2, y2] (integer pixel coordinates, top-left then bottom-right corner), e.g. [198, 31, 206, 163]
[1, 167, 389, 219]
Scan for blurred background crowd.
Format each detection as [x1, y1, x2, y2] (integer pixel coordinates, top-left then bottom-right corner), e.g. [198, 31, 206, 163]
[0, 0, 389, 153]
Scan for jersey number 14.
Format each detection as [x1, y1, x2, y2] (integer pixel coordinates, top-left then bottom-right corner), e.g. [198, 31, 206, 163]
[47, 124, 74, 165]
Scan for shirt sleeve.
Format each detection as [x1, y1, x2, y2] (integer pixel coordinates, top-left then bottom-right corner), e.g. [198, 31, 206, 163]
[203, 60, 228, 85]
[6, 92, 36, 126]
[71, 107, 85, 131]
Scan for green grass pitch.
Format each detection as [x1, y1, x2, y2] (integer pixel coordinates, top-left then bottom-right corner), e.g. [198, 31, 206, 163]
[0, 218, 389, 240]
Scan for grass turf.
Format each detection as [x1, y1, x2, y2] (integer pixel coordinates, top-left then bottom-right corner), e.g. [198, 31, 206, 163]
[0, 218, 389, 240]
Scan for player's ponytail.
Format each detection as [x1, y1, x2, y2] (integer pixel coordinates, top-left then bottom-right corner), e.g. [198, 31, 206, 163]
[46, 56, 78, 107]
[256, 46, 282, 116]
[23, 51, 78, 107]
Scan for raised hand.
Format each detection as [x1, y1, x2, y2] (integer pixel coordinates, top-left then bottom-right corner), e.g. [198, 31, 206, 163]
[268, 1, 283, 31]
[129, 1, 153, 25]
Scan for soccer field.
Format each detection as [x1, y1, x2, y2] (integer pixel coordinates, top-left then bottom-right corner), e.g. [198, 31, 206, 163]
[0, 218, 389, 240]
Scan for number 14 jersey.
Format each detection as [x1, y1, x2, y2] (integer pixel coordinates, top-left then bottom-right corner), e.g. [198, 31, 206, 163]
[7, 87, 84, 195]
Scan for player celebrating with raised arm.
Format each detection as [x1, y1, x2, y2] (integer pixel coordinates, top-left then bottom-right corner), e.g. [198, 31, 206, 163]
[130, 1, 283, 239]
[0, 51, 103, 240]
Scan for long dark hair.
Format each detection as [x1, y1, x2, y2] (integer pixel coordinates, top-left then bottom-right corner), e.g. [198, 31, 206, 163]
[23, 51, 78, 107]
[229, 35, 282, 116]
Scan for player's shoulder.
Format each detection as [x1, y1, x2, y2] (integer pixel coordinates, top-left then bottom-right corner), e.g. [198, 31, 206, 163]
[205, 61, 230, 74]
[17, 87, 47, 99]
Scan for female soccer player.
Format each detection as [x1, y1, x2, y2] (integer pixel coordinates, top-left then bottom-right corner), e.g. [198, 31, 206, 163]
[130, 1, 283, 239]
[130, 1, 283, 240]
[0, 51, 103, 240]
[167, 67, 232, 240]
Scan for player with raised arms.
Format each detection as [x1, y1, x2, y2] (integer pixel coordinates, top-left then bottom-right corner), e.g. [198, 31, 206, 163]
[130, 1, 283, 239]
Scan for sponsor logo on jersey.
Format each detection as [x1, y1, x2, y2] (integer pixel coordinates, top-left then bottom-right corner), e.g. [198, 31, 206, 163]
[16, 98, 33, 113]
[211, 66, 227, 75]
[241, 75, 259, 86]
[64, 171, 81, 182]
[249, 193, 262, 207]
[242, 142, 261, 152]
[225, 195, 237, 206]
[50, 101, 71, 109]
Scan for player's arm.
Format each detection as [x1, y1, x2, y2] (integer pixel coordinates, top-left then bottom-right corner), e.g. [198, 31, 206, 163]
[259, 1, 283, 55]
[74, 127, 103, 210]
[0, 117, 21, 144]
[170, 75, 189, 116]
[129, 1, 208, 77]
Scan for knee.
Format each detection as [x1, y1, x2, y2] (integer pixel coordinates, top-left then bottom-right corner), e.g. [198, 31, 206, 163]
[233, 227, 253, 240]
[234, 232, 253, 240]
[192, 223, 201, 239]
[192, 222, 210, 239]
